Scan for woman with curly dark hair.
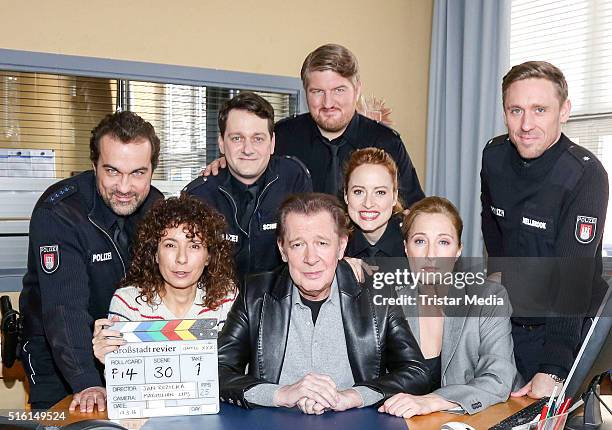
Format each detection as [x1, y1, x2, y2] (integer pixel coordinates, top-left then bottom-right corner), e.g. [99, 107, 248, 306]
[92, 195, 237, 362]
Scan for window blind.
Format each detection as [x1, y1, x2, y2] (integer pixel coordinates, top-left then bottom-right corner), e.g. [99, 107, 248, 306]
[511, 0, 612, 253]
[0, 71, 297, 182]
[511, 0, 612, 116]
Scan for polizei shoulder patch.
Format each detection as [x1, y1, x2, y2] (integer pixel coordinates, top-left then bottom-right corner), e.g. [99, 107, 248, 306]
[575, 215, 597, 244]
[40, 244, 60, 274]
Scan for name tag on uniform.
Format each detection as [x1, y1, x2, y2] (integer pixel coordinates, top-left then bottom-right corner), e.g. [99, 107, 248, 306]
[92, 251, 112, 263]
[223, 233, 239, 243]
[490, 205, 505, 218]
[105, 319, 220, 419]
[522, 216, 547, 230]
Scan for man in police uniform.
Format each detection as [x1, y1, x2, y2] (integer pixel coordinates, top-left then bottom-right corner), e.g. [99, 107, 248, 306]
[204, 44, 424, 206]
[480, 61, 608, 398]
[276, 43, 424, 205]
[184, 92, 312, 280]
[19, 111, 163, 411]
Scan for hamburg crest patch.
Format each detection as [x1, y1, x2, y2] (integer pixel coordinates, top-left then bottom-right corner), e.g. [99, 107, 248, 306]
[40, 245, 60, 274]
[575, 216, 597, 244]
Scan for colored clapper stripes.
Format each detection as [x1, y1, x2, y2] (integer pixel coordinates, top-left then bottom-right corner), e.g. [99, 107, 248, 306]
[112, 319, 217, 343]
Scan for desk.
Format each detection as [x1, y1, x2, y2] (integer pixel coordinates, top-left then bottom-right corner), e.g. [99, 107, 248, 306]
[406, 396, 536, 429]
[49, 396, 537, 429]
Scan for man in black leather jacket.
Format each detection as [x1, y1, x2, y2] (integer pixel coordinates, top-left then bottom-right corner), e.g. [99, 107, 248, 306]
[218, 193, 430, 414]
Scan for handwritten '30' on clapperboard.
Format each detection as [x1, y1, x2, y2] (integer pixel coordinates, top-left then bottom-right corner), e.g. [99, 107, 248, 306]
[104, 319, 219, 419]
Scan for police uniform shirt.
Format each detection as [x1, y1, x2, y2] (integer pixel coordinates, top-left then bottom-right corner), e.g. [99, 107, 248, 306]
[275, 112, 425, 206]
[229, 172, 266, 231]
[94, 191, 137, 265]
[19, 170, 163, 406]
[184, 155, 313, 280]
[480, 133, 609, 377]
[346, 214, 405, 259]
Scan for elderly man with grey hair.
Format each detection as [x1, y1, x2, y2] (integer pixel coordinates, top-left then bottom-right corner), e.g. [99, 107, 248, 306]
[218, 192, 430, 414]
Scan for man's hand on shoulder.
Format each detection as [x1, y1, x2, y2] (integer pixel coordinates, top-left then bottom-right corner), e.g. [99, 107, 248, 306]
[343, 257, 378, 283]
[200, 156, 227, 176]
[486, 271, 502, 284]
[69, 386, 107, 413]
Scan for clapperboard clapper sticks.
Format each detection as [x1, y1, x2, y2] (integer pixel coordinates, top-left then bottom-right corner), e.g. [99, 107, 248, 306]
[112, 319, 218, 342]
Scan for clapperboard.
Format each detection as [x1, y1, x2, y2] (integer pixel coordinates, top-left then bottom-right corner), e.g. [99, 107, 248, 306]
[104, 319, 219, 419]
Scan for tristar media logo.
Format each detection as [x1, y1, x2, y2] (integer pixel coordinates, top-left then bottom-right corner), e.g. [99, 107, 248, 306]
[575, 215, 597, 244]
[40, 244, 60, 274]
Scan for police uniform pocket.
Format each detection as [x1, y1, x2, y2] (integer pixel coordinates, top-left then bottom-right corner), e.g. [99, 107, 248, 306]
[518, 212, 555, 254]
[252, 221, 280, 271]
[256, 222, 279, 251]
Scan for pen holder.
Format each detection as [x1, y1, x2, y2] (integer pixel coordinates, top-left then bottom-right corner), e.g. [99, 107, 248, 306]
[512, 411, 569, 430]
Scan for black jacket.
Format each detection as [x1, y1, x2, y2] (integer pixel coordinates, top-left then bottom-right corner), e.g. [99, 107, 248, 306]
[184, 156, 312, 279]
[217, 261, 431, 408]
[20, 170, 163, 392]
[275, 113, 425, 206]
[480, 133, 609, 377]
[346, 214, 405, 259]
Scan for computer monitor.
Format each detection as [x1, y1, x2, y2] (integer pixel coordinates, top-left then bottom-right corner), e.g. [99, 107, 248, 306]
[488, 287, 610, 430]
[559, 286, 611, 404]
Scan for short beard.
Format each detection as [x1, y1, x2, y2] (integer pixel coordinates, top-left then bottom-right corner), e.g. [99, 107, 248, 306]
[101, 192, 142, 216]
[313, 113, 352, 134]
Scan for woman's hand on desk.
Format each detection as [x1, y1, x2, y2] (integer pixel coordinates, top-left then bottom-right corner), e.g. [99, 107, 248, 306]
[69, 386, 107, 413]
[378, 393, 455, 418]
[92, 316, 125, 363]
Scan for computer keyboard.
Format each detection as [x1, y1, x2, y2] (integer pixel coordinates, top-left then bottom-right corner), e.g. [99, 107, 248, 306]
[488, 397, 549, 430]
